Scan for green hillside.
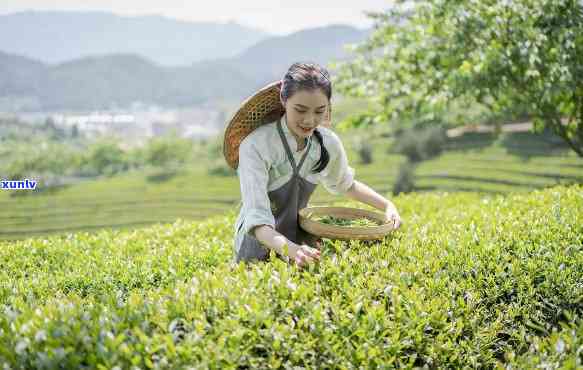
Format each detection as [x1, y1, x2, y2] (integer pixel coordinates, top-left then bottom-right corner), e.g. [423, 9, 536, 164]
[0, 129, 582, 240]
[0, 185, 580, 368]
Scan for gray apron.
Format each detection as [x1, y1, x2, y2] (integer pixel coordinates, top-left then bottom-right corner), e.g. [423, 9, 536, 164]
[235, 118, 319, 263]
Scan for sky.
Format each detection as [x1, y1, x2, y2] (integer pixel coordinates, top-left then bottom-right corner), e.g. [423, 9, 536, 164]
[0, 0, 394, 35]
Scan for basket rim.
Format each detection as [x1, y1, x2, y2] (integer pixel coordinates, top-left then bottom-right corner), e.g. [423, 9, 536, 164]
[298, 206, 394, 240]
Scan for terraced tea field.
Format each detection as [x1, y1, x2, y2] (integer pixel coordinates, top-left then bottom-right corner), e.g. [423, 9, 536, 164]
[0, 130, 581, 240]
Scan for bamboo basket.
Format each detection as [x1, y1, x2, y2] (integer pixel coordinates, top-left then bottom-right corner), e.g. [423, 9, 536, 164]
[299, 206, 394, 241]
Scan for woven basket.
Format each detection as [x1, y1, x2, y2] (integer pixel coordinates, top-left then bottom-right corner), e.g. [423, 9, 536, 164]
[299, 206, 394, 241]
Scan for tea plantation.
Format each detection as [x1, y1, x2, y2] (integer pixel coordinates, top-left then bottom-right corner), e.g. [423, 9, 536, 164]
[0, 185, 581, 368]
[1, 129, 582, 241]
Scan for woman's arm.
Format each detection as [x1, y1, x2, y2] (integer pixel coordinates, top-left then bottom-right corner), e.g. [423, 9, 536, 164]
[345, 180, 402, 228]
[237, 135, 319, 267]
[252, 225, 292, 258]
[253, 225, 320, 266]
[314, 130, 401, 228]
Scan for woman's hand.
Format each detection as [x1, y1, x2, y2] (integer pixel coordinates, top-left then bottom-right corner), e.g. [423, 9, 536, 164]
[385, 205, 402, 229]
[345, 180, 402, 230]
[288, 242, 321, 268]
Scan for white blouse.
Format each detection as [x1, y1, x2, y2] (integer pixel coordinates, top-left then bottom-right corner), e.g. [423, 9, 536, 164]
[233, 115, 355, 254]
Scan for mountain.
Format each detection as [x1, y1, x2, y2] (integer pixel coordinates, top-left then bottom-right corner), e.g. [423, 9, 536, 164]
[227, 24, 372, 87]
[0, 53, 256, 111]
[0, 11, 270, 66]
[0, 51, 48, 93]
[0, 24, 373, 111]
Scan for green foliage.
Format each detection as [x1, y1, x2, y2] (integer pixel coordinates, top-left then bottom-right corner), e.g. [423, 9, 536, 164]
[0, 118, 84, 182]
[0, 129, 580, 240]
[3, 143, 79, 181]
[335, 0, 583, 156]
[392, 126, 447, 163]
[329, 96, 380, 130]
[204, 136, 224, 160]
[207, 161, 237, 177]
[42, 118, 68, 141]
[336, 111, 383, 132]
[0, 134, 201, 182]
[78, 139, 129, 177]
[495, 128, 569, 159]
[144, 135, 192, 170]
[353, 138, 374, 165]
[0, 186, 581, 367]
[393, 161, 416, 195]
[204, 136, 237, 177]
[357, 143, 373, 165]
[313, 215, 380, 227]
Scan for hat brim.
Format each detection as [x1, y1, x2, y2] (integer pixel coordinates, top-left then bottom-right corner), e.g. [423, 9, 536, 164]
[223, 80, 332, 170]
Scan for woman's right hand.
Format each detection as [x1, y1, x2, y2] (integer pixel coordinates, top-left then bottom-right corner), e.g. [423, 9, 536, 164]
[288, 242, 321, 268]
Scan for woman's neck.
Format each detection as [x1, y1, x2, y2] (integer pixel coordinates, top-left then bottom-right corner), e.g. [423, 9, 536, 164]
[296, 137, 306, 151]
[284, 115, 307, 151]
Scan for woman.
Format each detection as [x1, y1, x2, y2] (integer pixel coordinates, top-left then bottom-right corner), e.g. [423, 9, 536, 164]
[223, 62, 401, 268]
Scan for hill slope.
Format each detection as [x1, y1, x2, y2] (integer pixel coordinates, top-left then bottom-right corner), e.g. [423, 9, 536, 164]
[0, 128, 581, 240]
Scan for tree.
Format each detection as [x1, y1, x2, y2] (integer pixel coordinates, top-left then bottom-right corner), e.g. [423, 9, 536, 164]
[82, 139, 128, 176]
[334, 0, 583, 156]
[145, 134, 192, 171]
[43, 117, 67, 141]
[71, 124, 79, 138]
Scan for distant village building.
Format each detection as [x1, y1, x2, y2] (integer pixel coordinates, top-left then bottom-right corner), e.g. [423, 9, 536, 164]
[8, 105, 225, 143]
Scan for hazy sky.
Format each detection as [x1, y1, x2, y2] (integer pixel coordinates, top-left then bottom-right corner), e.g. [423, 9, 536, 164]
[0, 0, 394, 35]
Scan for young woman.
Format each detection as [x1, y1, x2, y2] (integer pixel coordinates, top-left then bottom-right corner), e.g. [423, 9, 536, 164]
[224, 62, 401, 268]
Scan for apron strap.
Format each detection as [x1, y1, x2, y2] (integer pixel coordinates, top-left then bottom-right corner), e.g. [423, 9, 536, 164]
[277, 118, 312, 175]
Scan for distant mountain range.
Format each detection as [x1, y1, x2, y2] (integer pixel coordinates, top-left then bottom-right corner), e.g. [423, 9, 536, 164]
[228, 25, 371, 88]
[0, 11, 270, 66]
[0, 11, 372, 112]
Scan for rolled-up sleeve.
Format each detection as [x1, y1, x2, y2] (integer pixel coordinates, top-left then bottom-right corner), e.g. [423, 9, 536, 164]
[237, 138, 275, 236]
[319, 132, 355, 195]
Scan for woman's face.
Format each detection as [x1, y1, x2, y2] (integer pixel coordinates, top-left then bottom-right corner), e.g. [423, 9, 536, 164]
[282, 88, 329, 140]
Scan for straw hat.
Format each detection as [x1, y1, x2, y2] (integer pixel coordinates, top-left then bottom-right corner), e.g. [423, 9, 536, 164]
[223, 80, 332, 170]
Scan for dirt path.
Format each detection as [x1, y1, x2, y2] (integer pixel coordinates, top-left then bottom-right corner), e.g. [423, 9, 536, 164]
[446, 122, 533, 138]
[446, 118, 576, 138]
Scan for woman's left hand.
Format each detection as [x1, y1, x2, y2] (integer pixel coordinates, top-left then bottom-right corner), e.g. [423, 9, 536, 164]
[384, 206, 402, 229]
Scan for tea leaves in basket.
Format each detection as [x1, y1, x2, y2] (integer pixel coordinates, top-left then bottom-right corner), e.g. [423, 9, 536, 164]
[313, 215, 381, 227]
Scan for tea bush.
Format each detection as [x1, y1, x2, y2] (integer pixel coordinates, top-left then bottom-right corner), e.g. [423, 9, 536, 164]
[346, 134, 375, 165]
[356, 141, 373, 165]
[0, 185, 581, 368]
[392, 127, 447, 163]
[393, 161, 416, 196]
[207, 160, 237, 177]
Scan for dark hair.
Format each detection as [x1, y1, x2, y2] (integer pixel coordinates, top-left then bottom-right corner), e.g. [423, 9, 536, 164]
[280, 62, 331, 173]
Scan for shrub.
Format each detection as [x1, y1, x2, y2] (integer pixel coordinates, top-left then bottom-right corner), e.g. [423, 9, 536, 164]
[78, 139, 129, 177]
[4, 143, 79, 180]
[144, 135, 192, 171]
[393, 160, 415, 195]
[207, 160, 236, 177]
[392, 126, 446, 163]
[0, 185, 580, 368]
[353, 138, 374, 165]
